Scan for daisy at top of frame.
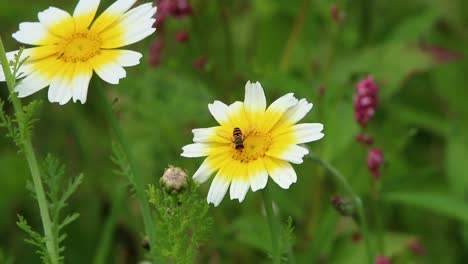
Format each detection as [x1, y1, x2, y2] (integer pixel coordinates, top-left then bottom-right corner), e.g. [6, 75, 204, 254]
[181, 81, 325, 206]
[0, 0, 157, 105]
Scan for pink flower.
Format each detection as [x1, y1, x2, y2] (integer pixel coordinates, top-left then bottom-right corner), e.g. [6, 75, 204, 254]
[367, 148, 384, 179]
[353, 75, 379, 127]
[356, 76, 379, 96]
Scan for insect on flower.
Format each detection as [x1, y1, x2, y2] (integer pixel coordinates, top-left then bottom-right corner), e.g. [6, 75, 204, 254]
[232, 127, 244, 150]
[181, 81, 324, 206]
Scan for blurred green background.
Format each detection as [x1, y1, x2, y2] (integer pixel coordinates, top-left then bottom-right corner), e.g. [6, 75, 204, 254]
[1, 0, 467, 263]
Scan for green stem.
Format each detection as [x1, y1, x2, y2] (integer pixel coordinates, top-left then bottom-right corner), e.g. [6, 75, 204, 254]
[93, 184, 126, 264]
[94, 81, 157, 259]
[263, 186, 281, 264]
[308, 153, 373, 264]
[371, 180, 384, 254]
[0, 38, 59, 264]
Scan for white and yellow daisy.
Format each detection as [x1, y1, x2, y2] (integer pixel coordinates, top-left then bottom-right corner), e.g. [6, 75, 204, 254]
[0, 0, 157, 104]
[181, 81, 324, 206]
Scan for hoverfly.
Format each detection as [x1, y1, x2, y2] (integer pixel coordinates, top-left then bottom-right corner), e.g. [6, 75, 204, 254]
[233, 127, 244, 150]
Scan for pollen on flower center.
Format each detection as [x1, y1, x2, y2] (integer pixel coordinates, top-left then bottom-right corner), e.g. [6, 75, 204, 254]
[232, 131, 272, 163]
[57, 31, 102, 62]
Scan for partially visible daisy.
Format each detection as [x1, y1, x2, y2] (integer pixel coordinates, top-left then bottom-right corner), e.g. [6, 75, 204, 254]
[181, 81, 324, 206]
[0, 0, 157, 104]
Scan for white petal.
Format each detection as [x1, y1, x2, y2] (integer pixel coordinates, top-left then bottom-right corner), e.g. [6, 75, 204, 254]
[91, 0, 138, 33]
[267, 93, 298, 114]
[207, 172, 230, 207]
[263, 93, 298, 131]
[94, 62, 126, 85]
[73, 0, 100, 30]
[48, 66, 74, 105]
[99, 4, 156, 48]
[71, 65, 92, 104]
[265, 158, 297, 189]
[248, 159, 268, 192]
[244, 80, 266, 114]
[292, 123, 324, 144]
[192, 127, 229, 144]
[244, 81, 266, 112]
[279, 99, 313, 125]
[230, 178, 250, 202]
[115, 50, 142, 67]
[181, 143, 210, 158]
[14, 71, 51, 97]
[208, 100, 230, 125]
[12, 22, 59, 45]
[192, 158, 215, 184]
[0, 68, 4, 81]
[38, 7, 73, 37]
[193, 127, 216, 143]
[267, 144, 309, 164]
[118, 28, 156, 48]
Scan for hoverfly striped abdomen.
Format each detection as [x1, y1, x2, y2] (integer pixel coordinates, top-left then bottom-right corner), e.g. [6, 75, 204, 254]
[233, 127, 244, 150]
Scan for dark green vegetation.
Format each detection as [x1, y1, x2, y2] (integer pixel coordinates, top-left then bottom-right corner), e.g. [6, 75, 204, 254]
[1, 0, 467, 263]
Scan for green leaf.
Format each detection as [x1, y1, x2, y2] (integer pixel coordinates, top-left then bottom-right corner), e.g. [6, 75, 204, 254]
[382, 192, 468, 223]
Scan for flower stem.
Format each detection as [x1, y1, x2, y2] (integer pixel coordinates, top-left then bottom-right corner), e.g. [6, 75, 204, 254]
[93, 184, 126, 264]
[308, 153, 373, 264]
[371, 180, 385, 254]
[263, 185, 281, 264]
[94, 81, 157, 258]
[0, 38, 59, 264]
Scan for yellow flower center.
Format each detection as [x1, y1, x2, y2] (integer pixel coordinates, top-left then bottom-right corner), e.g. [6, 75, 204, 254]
[232, 131, 272, 163]
[57, 31, 102, 62]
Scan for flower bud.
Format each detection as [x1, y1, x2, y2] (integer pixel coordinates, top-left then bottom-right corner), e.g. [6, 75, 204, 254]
[175, 31, 189, 42]
[407, 239, 426, 256]
[141, 237, 150, 251]
[150, 39, 164, 53]
[367, 148, 384, 179]
[160, 166, 188, 194]
[192, 56, 208, 70]
[330, 4, 345, 24]
[375, 256, 391, 264]
[149, 53, 162, 67]
[172, 0, 193, 18]
[356, 133, 374, 145]
[331, 195, 355, 217]
[352, 232, 362, 243]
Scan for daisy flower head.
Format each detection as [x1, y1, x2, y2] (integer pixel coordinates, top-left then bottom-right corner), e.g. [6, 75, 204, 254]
[181, 81, 324, 206]
[0, 0, 157, 105]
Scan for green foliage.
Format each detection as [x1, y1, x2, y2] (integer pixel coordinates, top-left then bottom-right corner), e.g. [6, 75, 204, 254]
[0, 0, 467, 263]
[9, 47, 29, 80]
[147, 178, 212, 263]
[110, 141, 134, 185]
[16, 215, 50, 264]
[19, 155, 83, 264]
[382, 192, 468, 224]
[0, 99, 42, 151]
